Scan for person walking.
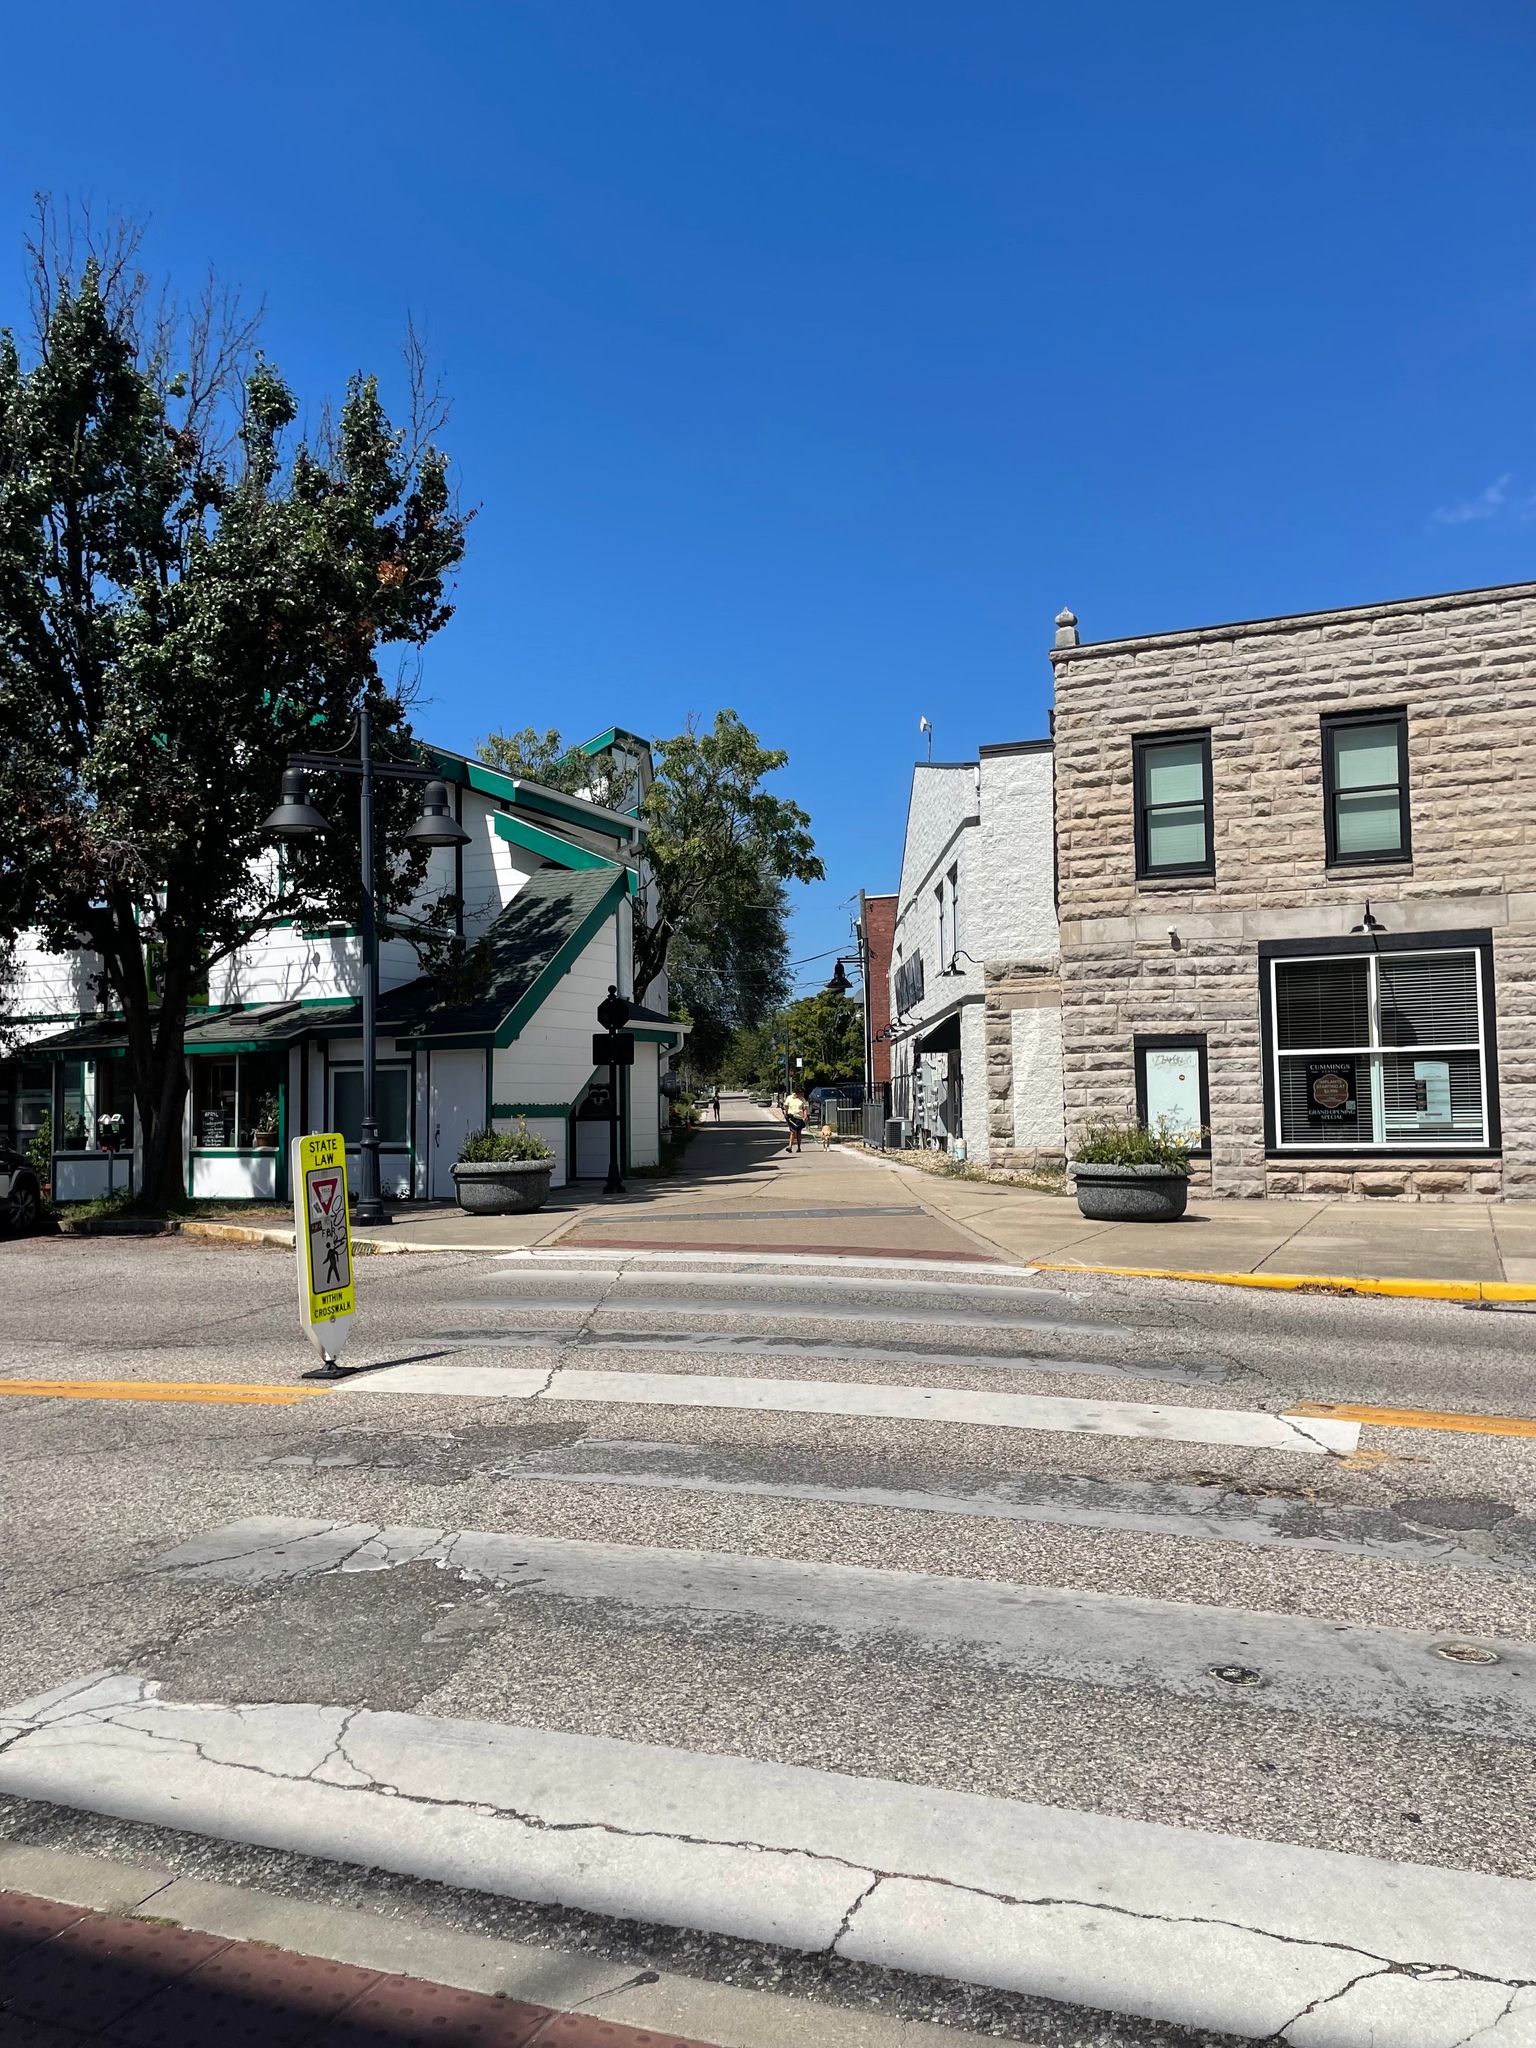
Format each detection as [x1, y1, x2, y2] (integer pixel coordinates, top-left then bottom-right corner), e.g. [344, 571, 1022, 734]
[783, 1085, 810, 1153]
[711, 1089, 721, 1121]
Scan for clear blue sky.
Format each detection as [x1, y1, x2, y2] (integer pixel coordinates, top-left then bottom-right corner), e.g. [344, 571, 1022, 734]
[6, 3, 1536, 993]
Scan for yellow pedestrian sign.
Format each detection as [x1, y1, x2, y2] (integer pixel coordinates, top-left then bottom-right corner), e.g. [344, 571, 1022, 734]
[292, 1132, 356, 1362]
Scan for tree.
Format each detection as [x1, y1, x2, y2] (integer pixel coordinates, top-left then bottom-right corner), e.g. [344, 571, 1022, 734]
[776, 988, 863, 1090]
[476, 710, 822, 1029]
[0, 210, 468, 1205]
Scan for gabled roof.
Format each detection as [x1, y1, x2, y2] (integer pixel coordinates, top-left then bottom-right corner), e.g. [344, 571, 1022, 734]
[427, 743, 643, 843]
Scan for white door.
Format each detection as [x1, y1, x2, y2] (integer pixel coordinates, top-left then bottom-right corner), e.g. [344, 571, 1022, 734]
[428, 1050, 484, 1199]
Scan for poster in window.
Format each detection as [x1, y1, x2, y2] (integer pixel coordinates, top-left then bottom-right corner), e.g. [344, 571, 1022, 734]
[1413, 1058, 1452, 1127]
[1306, 1058, 1357, 1124]
[1143, 1047, 1202, 1139]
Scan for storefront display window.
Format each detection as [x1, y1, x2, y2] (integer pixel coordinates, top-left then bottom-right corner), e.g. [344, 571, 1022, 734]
[191, 1053, 283, 1149]
[1269, 946, 1488, 1149]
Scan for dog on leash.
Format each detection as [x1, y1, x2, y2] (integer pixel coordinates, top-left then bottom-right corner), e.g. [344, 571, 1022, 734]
[818, 1122, 835, 1150]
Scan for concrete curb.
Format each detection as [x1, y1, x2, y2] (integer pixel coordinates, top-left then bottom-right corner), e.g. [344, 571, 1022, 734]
[1033, 1259, 1536, 1303]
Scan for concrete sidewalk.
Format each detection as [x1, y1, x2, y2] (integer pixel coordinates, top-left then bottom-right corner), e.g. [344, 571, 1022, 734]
[193, 1102, 1536, 1292]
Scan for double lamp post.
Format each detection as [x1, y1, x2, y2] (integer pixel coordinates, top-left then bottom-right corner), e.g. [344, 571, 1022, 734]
[261, 698, 470, 1226]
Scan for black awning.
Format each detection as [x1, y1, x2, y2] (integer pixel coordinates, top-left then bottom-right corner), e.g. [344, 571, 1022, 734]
[916, 1010, 962, 1054]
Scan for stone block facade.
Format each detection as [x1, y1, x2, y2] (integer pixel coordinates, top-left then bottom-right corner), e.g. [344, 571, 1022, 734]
[1051, 581, 1536, 1199]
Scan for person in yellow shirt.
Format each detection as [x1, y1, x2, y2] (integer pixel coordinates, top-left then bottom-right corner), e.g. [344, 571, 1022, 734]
[783, 1088, 810, 1153]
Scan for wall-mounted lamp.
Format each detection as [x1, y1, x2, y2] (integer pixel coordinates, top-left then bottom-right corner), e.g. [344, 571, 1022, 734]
[1350, 901, 1386, 938]
[941, 949, 981, 977]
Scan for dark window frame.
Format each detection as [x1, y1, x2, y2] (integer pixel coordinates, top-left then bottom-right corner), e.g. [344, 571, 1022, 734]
[1322, 708, 1411, 868]
[1257, 929, 1499, 1156]
[1133, 1033, 1211, 1156]
[1133, 729, 1215, 880]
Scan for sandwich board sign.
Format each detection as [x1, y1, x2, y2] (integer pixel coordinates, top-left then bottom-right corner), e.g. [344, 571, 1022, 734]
[292, 1131, 356, 1361]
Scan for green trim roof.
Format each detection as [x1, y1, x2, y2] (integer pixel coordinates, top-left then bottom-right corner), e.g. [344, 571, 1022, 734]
[428, 745, 641, 843]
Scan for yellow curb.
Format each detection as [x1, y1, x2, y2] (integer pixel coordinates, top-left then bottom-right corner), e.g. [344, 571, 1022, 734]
[178, 1221, 294, 1249]
[0, 1379, 332, 1405]
[1032, 1261, 1536, 1303]
[1289, 1400, 1536, 1440]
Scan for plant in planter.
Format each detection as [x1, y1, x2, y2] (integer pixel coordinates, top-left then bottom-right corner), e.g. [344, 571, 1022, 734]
[1069, 1116, 1197, 1223]
[62, 1110, 89, 1152]
[450, 1123, 556, 1215]
[250, 1093, 280, 1149]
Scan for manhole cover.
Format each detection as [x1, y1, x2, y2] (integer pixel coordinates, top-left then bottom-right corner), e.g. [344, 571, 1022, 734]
[1433, 1641, 1500, 1665]
[1395, 1497, 1515, 1532]
[1208, 1664, 1263, 1686]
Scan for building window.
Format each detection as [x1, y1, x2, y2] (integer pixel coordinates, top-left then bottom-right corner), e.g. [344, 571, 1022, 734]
[191, 1051, 284, 1149]
[331, 1064, 411, 1148]
[935, 880, 948, 975]
[1267, 945, 1492, 1150]
[947, 865, 960, 962]
[1134, 731, 1214, 879]
[1134, 1036, 1209, 1153]
[1323, 710, 1410, 866]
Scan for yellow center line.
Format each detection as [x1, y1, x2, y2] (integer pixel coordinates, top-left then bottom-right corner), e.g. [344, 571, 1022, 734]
[0, 1380, 334, 1406]
[1289, 1400, 1536, 1440]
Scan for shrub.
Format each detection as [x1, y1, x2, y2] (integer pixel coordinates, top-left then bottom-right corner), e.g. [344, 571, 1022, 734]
[457, 1123, 554, 1165]
[27, 1114, 52, 1180]
[1072, 1116, 1195, 1175]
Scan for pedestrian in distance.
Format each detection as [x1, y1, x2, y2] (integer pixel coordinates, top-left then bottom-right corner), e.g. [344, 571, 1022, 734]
[711, 1089, 721, 1120]
[783, 1086, 810, 1153]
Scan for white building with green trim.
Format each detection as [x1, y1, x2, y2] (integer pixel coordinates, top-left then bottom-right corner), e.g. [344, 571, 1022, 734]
[1, 729, 687, 1205]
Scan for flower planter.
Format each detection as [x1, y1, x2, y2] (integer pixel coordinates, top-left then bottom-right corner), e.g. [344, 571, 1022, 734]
[450, 1158, 554, 1215]
[1070, 1161, 1190, 1223]
[62, 1133, 88, 1152]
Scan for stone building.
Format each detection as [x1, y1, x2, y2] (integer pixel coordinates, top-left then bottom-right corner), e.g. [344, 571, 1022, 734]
[1051, 581, 1536, 1199]
[886, 742, 1063, 1168]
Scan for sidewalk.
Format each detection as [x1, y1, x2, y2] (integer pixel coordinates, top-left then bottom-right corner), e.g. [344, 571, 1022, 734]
[186, 1103, 1536, 1293]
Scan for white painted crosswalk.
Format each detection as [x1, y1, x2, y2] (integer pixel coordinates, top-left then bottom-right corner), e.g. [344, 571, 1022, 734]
[337, 1358, 1361, 1451]
[6, 1246, 1531, 2046]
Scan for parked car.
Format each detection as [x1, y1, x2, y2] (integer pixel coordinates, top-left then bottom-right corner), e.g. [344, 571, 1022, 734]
[808, 1084, 865, 1109]
[0, 1144, 43, 1234]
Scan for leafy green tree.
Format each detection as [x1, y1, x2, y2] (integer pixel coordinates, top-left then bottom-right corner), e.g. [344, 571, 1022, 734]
[777, 988, 863, 1091]
[477, 711, 821, 1030]
[0, 214, 468, 1205]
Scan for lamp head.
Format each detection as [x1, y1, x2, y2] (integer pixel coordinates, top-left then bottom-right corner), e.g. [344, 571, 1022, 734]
[403, 779, 472, 850]
[261, 767, 331, 844]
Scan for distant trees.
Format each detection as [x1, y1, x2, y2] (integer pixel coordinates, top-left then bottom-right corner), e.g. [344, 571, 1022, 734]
[723, 987, 863, 1093]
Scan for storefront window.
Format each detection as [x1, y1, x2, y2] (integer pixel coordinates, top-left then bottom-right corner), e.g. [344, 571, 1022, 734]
[1, 1061, 52, 1152]
[331, 1065, 411, 1147]
[190, 1053, 284, 1149]
[95, 1058, 136, 1151]
[1270, 949, 1487, 1148]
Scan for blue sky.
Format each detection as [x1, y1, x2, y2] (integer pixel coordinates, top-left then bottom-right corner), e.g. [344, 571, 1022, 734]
[6, 3, 1536, 992]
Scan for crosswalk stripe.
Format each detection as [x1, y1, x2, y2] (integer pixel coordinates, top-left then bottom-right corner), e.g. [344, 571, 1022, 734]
[337, 1361, 1359, 1452]
[150, 1518, 1534, 1736]
[610, 1270, 1077, 1306]
[3, 1673, 1531, 2044]
[0, 1380, 328, 1406]
[471, 1444, 1532, 1573]
[440, 1296, 1126, 1337]
[502, 1248, 1039, 1279]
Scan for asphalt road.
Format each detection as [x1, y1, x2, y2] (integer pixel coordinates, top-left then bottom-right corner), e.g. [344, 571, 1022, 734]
[1, 1228, 1534, 2045]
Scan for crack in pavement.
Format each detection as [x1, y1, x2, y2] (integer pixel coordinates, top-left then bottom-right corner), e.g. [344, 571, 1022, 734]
[6, 1690, 1535, 2004]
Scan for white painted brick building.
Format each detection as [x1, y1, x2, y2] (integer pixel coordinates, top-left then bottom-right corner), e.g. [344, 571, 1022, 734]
[887, 743, 1064, 1168]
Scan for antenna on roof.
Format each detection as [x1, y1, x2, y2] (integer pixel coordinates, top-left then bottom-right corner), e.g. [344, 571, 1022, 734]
[919, 715, 932, 762]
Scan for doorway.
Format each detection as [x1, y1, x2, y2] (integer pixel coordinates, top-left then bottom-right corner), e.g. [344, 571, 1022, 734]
[428, 1050, 484, 1199]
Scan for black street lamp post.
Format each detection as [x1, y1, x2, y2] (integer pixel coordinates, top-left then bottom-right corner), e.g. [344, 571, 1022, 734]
[263, 697, 469, 1226]
[595, 985, 633, 1195]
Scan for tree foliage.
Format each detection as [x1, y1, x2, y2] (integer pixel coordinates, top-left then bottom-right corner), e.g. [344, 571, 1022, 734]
[722, 987, 863, 1092]
[0, 208, 469, 1203]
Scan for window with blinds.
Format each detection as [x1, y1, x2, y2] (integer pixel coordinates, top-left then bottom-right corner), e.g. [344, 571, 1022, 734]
[1134, 730, 1213, 878]
[1323, 711, 1410, 865]
[1270, 949, 1487, 1148]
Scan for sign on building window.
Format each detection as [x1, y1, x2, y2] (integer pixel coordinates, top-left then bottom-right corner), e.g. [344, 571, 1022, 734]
[1305, 1058, 1357, 1124]
[1143, 1048, 1201, 1139]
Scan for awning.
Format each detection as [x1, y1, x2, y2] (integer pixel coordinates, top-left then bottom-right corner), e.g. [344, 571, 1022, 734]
[916, 1011, 962, 1054]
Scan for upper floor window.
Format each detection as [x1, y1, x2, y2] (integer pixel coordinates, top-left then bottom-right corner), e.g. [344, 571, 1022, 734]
[1134, 731, 1213, 879]
[947, 865, 960, 959]
[935, 879, 948, 972]
[1323, 710, 1410, 866]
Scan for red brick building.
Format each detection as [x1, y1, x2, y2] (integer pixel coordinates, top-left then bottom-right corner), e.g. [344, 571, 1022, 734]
[859, 890, 897, 1093]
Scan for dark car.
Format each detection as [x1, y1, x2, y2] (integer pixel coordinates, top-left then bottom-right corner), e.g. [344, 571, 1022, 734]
[0, 1144, 43, 1234]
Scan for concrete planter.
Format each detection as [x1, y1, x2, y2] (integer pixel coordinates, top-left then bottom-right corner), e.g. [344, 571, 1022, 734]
[450, 1158, 554, 1215]
[1070, 1160, 1190, 1223]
